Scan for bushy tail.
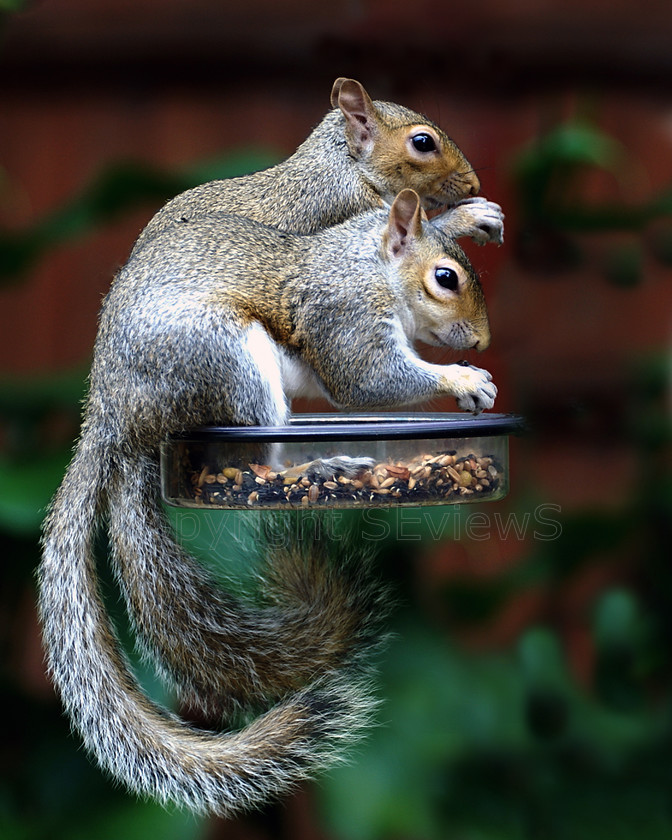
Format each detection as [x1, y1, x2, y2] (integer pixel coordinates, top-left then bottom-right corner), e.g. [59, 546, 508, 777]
[38, 439, 386, 816]
[106, 451, 388, 722]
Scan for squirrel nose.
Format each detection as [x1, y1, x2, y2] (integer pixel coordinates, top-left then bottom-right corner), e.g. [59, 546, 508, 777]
[465, 171, 480, 196]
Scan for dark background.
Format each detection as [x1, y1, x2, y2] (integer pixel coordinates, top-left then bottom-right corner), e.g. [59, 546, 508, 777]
[1, 1, 671, 838]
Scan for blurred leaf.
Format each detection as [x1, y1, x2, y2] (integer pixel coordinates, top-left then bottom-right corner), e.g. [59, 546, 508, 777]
[0, 0, 26, 11]
[649, 189, 672, 216]
[594, 589, 641, 647]
[514, 121, 623, 218]
[518, 627, 568, 687]
[184, 149, 279, 184]
[1, 793, 204, 840]
[523, 122, 623, 170]
[513, 118, 672, 261]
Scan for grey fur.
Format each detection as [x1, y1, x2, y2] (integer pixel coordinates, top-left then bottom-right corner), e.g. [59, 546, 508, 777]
[135, 79, 484, 245]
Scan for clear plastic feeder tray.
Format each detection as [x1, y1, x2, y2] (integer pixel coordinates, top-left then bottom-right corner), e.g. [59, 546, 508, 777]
[161, 413, 523, 510]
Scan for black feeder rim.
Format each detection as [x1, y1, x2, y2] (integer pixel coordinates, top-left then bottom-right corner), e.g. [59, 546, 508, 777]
[167, 412, 526, 444]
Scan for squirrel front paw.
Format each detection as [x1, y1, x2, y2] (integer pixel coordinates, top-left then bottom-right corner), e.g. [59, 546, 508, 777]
[434, 197, 504, 246]
[446, 363, 497, 414]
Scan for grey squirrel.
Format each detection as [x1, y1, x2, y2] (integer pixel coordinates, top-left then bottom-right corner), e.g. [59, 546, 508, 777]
[114, 77, 503, 723]
[134, 77, 504, 244]
[39, 188, 496, 816]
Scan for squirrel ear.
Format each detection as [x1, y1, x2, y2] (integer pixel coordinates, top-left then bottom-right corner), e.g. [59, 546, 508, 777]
[330, 77, 349, 107]
[332, 78, 377, 154]
[383, 190, 423, 259]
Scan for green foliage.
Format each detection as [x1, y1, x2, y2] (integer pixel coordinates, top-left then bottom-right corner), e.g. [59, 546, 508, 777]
[319, 615, 672, 840]
[0, 0, 27, 12]
[512, 117, 672, 278]
[513, 120, 672, 233]
[0, 369, 87, 534]
[515, 121, 624, 223]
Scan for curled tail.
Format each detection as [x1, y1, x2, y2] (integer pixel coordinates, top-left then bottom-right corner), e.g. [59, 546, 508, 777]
[39, 439, 387, 816]
[107, 452, 387, 722]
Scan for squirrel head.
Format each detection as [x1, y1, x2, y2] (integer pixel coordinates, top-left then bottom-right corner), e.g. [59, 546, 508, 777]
[382, 189, 491, 352]
[331, 78, 480, 211]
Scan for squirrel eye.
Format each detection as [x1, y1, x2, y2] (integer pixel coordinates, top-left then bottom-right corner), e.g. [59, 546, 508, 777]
[411, 133, 436, 153]
[435, 266, 459, 291]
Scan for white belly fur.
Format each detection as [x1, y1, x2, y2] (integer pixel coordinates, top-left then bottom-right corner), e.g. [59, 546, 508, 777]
[243, 322, 325, 421]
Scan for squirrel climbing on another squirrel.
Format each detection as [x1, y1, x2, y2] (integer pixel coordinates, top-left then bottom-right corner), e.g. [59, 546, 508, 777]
[134, 77, 504, 245]
[39, 189, 496, 817]
[112, 78, 503, 724]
